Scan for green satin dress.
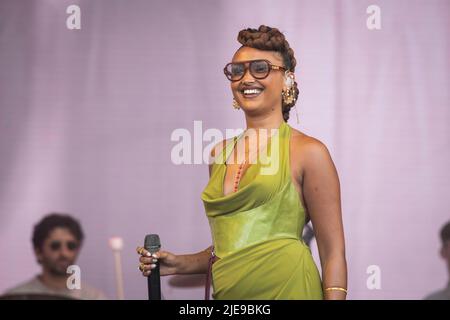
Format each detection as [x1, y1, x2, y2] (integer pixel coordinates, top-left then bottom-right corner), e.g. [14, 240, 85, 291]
[201, 121, 323, 300]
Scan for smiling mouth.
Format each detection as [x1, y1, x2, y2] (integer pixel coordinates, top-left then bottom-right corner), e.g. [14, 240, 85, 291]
[240, 88, 264, 99]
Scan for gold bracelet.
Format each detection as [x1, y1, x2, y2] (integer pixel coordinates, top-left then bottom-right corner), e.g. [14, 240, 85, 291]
[324, 287, 347, 294]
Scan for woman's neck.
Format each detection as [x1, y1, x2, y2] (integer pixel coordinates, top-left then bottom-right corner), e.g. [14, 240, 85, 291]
[244, 112, 284, 131]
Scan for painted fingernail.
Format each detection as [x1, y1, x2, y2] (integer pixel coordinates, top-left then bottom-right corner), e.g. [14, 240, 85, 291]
[152, 258, 157, 263]
[146, 252, 151, 257]
[150, 264, 156, 269]
[152, 253, 157, 258]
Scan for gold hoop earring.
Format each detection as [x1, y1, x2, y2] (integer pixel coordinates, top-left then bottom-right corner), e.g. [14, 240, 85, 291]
[232, 98, 241, 110]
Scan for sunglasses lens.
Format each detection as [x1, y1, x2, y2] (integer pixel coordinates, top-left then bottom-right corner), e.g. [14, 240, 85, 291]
[67, 241, 78, 251]
[50, 241, 61, 251]
[250, 60, 269, 78]
[49, 241, 78, 251]
[225, 63, 244, 81]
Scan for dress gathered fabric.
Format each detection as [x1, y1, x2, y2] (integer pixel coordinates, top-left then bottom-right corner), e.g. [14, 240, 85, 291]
[201, 121, 323, 300]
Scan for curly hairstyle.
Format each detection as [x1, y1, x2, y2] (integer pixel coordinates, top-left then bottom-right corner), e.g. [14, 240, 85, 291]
[237, 25, 299, 122]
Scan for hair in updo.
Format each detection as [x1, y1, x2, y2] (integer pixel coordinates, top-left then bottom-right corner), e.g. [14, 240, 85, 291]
[237, 25, 299, 122]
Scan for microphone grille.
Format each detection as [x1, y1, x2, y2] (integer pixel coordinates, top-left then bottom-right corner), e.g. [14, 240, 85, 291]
[144, 234, 161, 251]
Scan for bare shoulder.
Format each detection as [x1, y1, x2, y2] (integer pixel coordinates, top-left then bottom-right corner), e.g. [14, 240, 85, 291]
[290, 128, 330, 156]
[290, 128, 334, 174]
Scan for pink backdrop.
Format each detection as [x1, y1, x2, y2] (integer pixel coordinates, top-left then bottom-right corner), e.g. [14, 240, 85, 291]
[0, 0, 449, 299]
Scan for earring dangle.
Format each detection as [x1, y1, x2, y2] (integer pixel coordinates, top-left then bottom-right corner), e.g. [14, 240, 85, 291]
[282, 83, 300, 124]
[294, 104, 300, 124]
[281, 86, 296, 105]
[232, 98, 240, 110]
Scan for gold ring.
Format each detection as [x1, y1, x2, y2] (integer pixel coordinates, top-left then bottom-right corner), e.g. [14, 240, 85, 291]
[139, 262, 145, 272]
[136, 246, 144, 255]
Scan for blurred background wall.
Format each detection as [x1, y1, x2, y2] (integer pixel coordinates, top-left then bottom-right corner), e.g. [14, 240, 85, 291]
[0, 0, 448, 299]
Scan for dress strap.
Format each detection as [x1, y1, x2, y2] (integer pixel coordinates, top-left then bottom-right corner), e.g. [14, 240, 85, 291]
[211, 133, 243, 165]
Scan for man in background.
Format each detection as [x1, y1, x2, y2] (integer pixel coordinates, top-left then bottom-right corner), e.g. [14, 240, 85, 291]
[3, 213, 106, 299]
[424, 221, 450, 300]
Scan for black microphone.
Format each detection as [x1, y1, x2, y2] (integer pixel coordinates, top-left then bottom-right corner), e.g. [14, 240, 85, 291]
[144, 234, 161, 300]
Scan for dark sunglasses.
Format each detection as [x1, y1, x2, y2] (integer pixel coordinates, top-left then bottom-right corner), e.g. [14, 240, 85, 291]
[224, 59, 287, 82]
[49, 240, 79, 251]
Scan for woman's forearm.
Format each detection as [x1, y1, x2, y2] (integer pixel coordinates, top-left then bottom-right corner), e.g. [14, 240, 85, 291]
[176, 246, 212, 275]
[321, 255, 348, 300]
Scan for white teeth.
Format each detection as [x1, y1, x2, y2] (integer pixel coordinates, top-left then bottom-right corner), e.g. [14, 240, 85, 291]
[243, 89, 262, 95]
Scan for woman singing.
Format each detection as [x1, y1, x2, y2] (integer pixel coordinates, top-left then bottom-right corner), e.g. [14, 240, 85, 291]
[136, 25, 347, 300]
